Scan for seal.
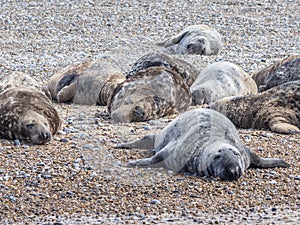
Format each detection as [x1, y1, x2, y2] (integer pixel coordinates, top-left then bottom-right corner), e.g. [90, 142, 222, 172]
[252, 55, 300, 91]
[126, 52, 199, 87]
[0, 71, 50, 98]
[0, 87, 61, 144]
[47, 59, 125, 105]
[190, 61, 258, 105]
[210, 80, 300, 134]
[115, 108, 289, 181]
[157, 25, 223, 55]
[108, 66, 192, 123]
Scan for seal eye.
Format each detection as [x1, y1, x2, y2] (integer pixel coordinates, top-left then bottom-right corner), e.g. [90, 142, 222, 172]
[26, 124, 35, 129]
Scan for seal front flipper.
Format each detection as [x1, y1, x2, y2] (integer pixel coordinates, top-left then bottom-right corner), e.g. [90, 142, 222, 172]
[249, 151, 290, 168]
[57, 82, 77, 103]
[269, 122, 300, 134]
[127, 147, 166, 168]
[114, 134, 156, 149]
[157, 30, 190, 47]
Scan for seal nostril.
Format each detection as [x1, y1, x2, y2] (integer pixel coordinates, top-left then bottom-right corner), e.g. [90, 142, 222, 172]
[40, 132, 51, 140]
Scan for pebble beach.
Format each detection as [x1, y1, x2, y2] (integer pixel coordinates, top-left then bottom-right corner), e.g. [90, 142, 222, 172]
[0, 0, 299, 224]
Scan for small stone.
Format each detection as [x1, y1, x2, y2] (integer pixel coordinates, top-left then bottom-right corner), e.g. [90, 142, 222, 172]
[150, 199, 161, 204]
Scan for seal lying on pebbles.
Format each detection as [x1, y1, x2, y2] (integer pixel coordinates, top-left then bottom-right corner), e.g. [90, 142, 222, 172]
[211, 80, 300, 134]
[157, 25, 223, 55]
[190, 61, 258, 105]
[116, 108, 289, 181]
[0, 71, 50, 98]
[0, 87, 61, 144]
[126, 52, 199, 87]
[252, 55, 300, 92]
[108, 66, 191, 123]
[47, 59, 125, 105]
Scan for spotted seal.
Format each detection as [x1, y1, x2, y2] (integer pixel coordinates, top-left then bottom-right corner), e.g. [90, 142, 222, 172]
[108, 66, 191, 122]
[157, 25, 223, 55]
[47, 59, 125, 105]
[0, 71, 50, 98]
[126, 52, 199, 86]
[191, 61, 258, 105]
[252, 55, 300, 91]
[0, 87, 61, 144]
[211, 80, 300, 134]
[116, 108, 289, 181]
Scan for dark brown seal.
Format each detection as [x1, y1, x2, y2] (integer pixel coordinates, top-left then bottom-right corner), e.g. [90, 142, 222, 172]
[211, 80, 300, 134]
[108, 66, 192, 123]
[0, 87, 61, 144]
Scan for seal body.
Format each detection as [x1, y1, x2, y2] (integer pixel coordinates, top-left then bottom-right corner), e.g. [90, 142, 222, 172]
[211, 80, 300, 134]
[190, 61, 258, 105]
[126, 52, 199, 87]
[108, 66, 191, 123]
[0, 71, 50, 98]
[116, 108, 289, 181]
[252, 55, 300, 91]
[47, 59, 125, 105]
[157, 25, 223, 55]
[0, 87, 61, 144]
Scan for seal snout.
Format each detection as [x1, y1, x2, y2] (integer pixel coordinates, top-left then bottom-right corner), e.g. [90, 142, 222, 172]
[39, 131, 52, 142]
[220, 164, 243, 181]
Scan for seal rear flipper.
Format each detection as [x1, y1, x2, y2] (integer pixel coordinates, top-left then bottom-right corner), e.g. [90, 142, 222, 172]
[249, 152, 290, 168]
[57, 82, 77, 103]
[114, 134, 156, 149]
[269, 122, 300, 134]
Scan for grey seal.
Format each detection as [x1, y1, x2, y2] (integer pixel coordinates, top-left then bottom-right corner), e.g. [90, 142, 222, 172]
[252, 55, 300, 92]
[191, 61, 258, 105]
[0, 87, 62, 144]
[211, 80, 300, 134]
[126, 52, 199, 87]
[116, 108, 289, 181]
[157, 25, 223, 55]
[108, 66, 191, 123]
[47, 59, 125, 105]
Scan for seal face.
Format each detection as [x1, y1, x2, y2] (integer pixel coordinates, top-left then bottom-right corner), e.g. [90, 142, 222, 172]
[115, 108, 289, 181]
[252, 55, 300, 91]
[191, 61, 258, 105]
[157, 25, 223, 55]
[47, 58, 125, 105]
[126, 52, 199, 87]
[108, 66, 192, 123]
[0, 87, 61, 144]
[211, 80, 300, 134]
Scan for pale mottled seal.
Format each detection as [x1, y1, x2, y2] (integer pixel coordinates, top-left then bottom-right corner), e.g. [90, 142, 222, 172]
[252, 55, 300, 91]
[116, 108, 289, 181]
[108, 66, 191, 123]
[191, 61, 258, 105]
[47, 59, 125, 105]
[0, 87, 61, 144]
[157, 25, 223, 55]
[0, 71, 50, 98]
[126, 52, 199, 86]
[211, 80, 300, 134]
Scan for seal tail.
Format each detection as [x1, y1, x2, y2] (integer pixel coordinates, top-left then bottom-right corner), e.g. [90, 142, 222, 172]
[249, 152, 290, 168]
[114, 134, 156, 149]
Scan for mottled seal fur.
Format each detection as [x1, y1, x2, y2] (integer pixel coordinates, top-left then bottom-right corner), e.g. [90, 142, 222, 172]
[47, 59, 125, 105]
[211, 80, 300, 134]
[116, 108, 289, 181]
[157, 25, 223, 55]
[190, 61, 258, 105]
[126, 52, 199, 86]
[0, 71, 50, 98]
[0, 87, 61, 144]
[108, 66, 192, 123]
[252, 55, 300, 91]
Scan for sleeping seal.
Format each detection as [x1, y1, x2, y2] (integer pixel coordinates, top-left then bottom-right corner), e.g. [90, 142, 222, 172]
[157, 25, 223, 55]
[126, 52, 199, 87]
[211, 80, 300, 134]
[0, 87, 61, 144]
[252, 55, 300, 91]
[108, 66, 191, 123]
[115, 108, 289, 181]
[191, 61, 258, 105]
